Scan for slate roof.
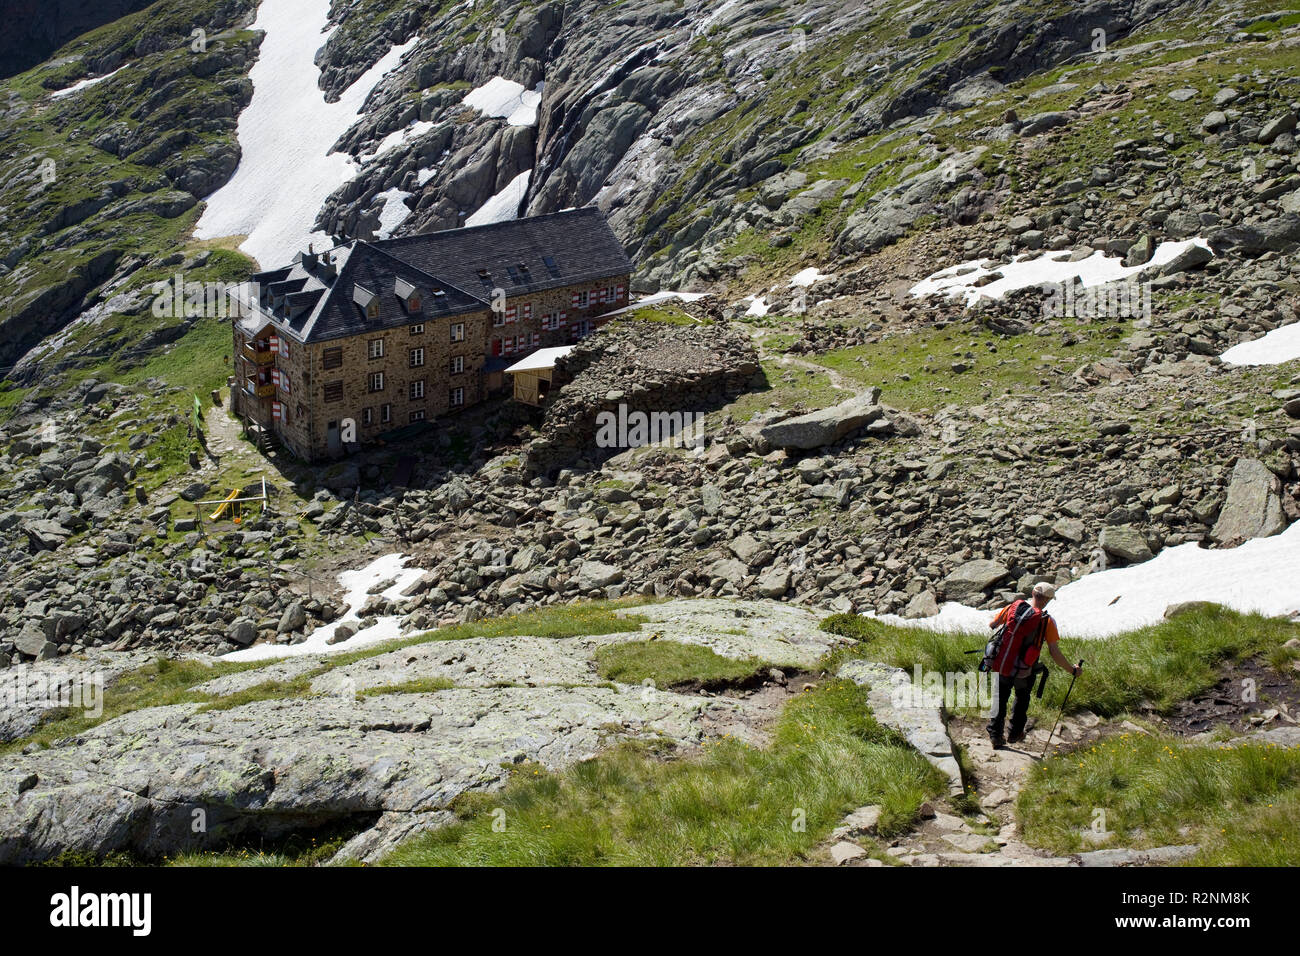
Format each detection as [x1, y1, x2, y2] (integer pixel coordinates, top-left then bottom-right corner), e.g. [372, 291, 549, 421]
[245, 207, 634, 344]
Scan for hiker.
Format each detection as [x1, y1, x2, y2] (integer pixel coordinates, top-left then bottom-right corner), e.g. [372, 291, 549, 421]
[984, 582, 1080, 749]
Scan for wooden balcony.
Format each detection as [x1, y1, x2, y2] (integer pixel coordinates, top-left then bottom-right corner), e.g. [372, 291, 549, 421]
[244, 379, 275, 398]
[243, 344, 274, 365]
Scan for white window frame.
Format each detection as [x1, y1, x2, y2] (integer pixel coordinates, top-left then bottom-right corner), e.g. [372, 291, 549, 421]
[409, 409, 426, 423]
[450, 355, 465, 375]
[368, 371, 384, 393]
[410, 379, 425, 400]
[368, 338, 384, 359]
[450, 387, 464, 407]
[410, 347, 425, 368]
[381, 403, 391, 424]
[362, 407, 373, 426]
[410, 323, 424, 335]
[450, 323, 465, 343]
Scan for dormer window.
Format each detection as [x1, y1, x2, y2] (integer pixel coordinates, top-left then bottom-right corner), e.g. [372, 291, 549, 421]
[394, 277, 422, 313]
[353, 284, 378, 320]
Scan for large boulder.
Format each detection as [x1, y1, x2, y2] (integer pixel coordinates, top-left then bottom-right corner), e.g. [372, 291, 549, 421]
[1211, 459, 1287, 547]
[576, 561, 623, 590]
[227, 619, 257, 646]
[939, 560, 1010, 601]
[1099, 525, 1153, 564]
[1152, 242, 1212, 277]
[277, 601, 307, 634]
[758, 389, 883, 451]
[21, 519, 70, 552]
[1208, 214, 1300, 256]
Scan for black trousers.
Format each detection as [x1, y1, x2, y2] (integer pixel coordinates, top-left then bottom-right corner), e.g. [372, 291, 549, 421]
[987, 672, 1033, 740]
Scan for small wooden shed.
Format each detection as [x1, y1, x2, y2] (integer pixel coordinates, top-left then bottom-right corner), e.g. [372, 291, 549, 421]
[504, 346, 574, 405]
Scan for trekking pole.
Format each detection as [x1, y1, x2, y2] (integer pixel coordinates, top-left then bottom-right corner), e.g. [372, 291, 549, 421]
[1041, 660, 1084, 758]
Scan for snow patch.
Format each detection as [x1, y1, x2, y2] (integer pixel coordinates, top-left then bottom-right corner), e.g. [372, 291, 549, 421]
[50, 65, 126, 98]
[461, 77, 543, 126]
[790, 267, 832, 288]
[633, 290, 710, 307]
[910, 239, 1212, 306]
[745, 296, 771, 317]
[362, 119, 435, 162]
[1220, 321, 1300, 366]
[195, 0, 418, 267]
[464, 170, 531, 226]
[876, 522, 1300, 639]
[224, 553, 424, 662]
[373, 187, 413, 239]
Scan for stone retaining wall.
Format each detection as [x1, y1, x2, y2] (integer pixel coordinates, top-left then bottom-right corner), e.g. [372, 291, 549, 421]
[522, 322, 762, 476]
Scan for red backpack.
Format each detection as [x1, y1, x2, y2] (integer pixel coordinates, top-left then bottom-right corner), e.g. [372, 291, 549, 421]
[980, 599, 1050, 677]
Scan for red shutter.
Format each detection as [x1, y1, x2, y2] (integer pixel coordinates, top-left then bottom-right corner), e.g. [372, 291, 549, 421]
[270, 368, 280, 387]
[272, 401, 283, 421]
[281, 337, 290, 359]
[531, 332, 540, 348]
[281, 373, 290, 394]
[505, 306, 516, 323]
[558, 311, 568, 326]
[269, 335, 279, 353]
[492, 339, 502, 357]
[616, 285, 625, 300]
[523, 303, 532, 320]
[571, 291, 580, 307]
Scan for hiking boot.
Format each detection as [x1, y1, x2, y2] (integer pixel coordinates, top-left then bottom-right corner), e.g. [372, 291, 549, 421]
[1008, 729, 1026, 745]
[988, 732, 1006, 750]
